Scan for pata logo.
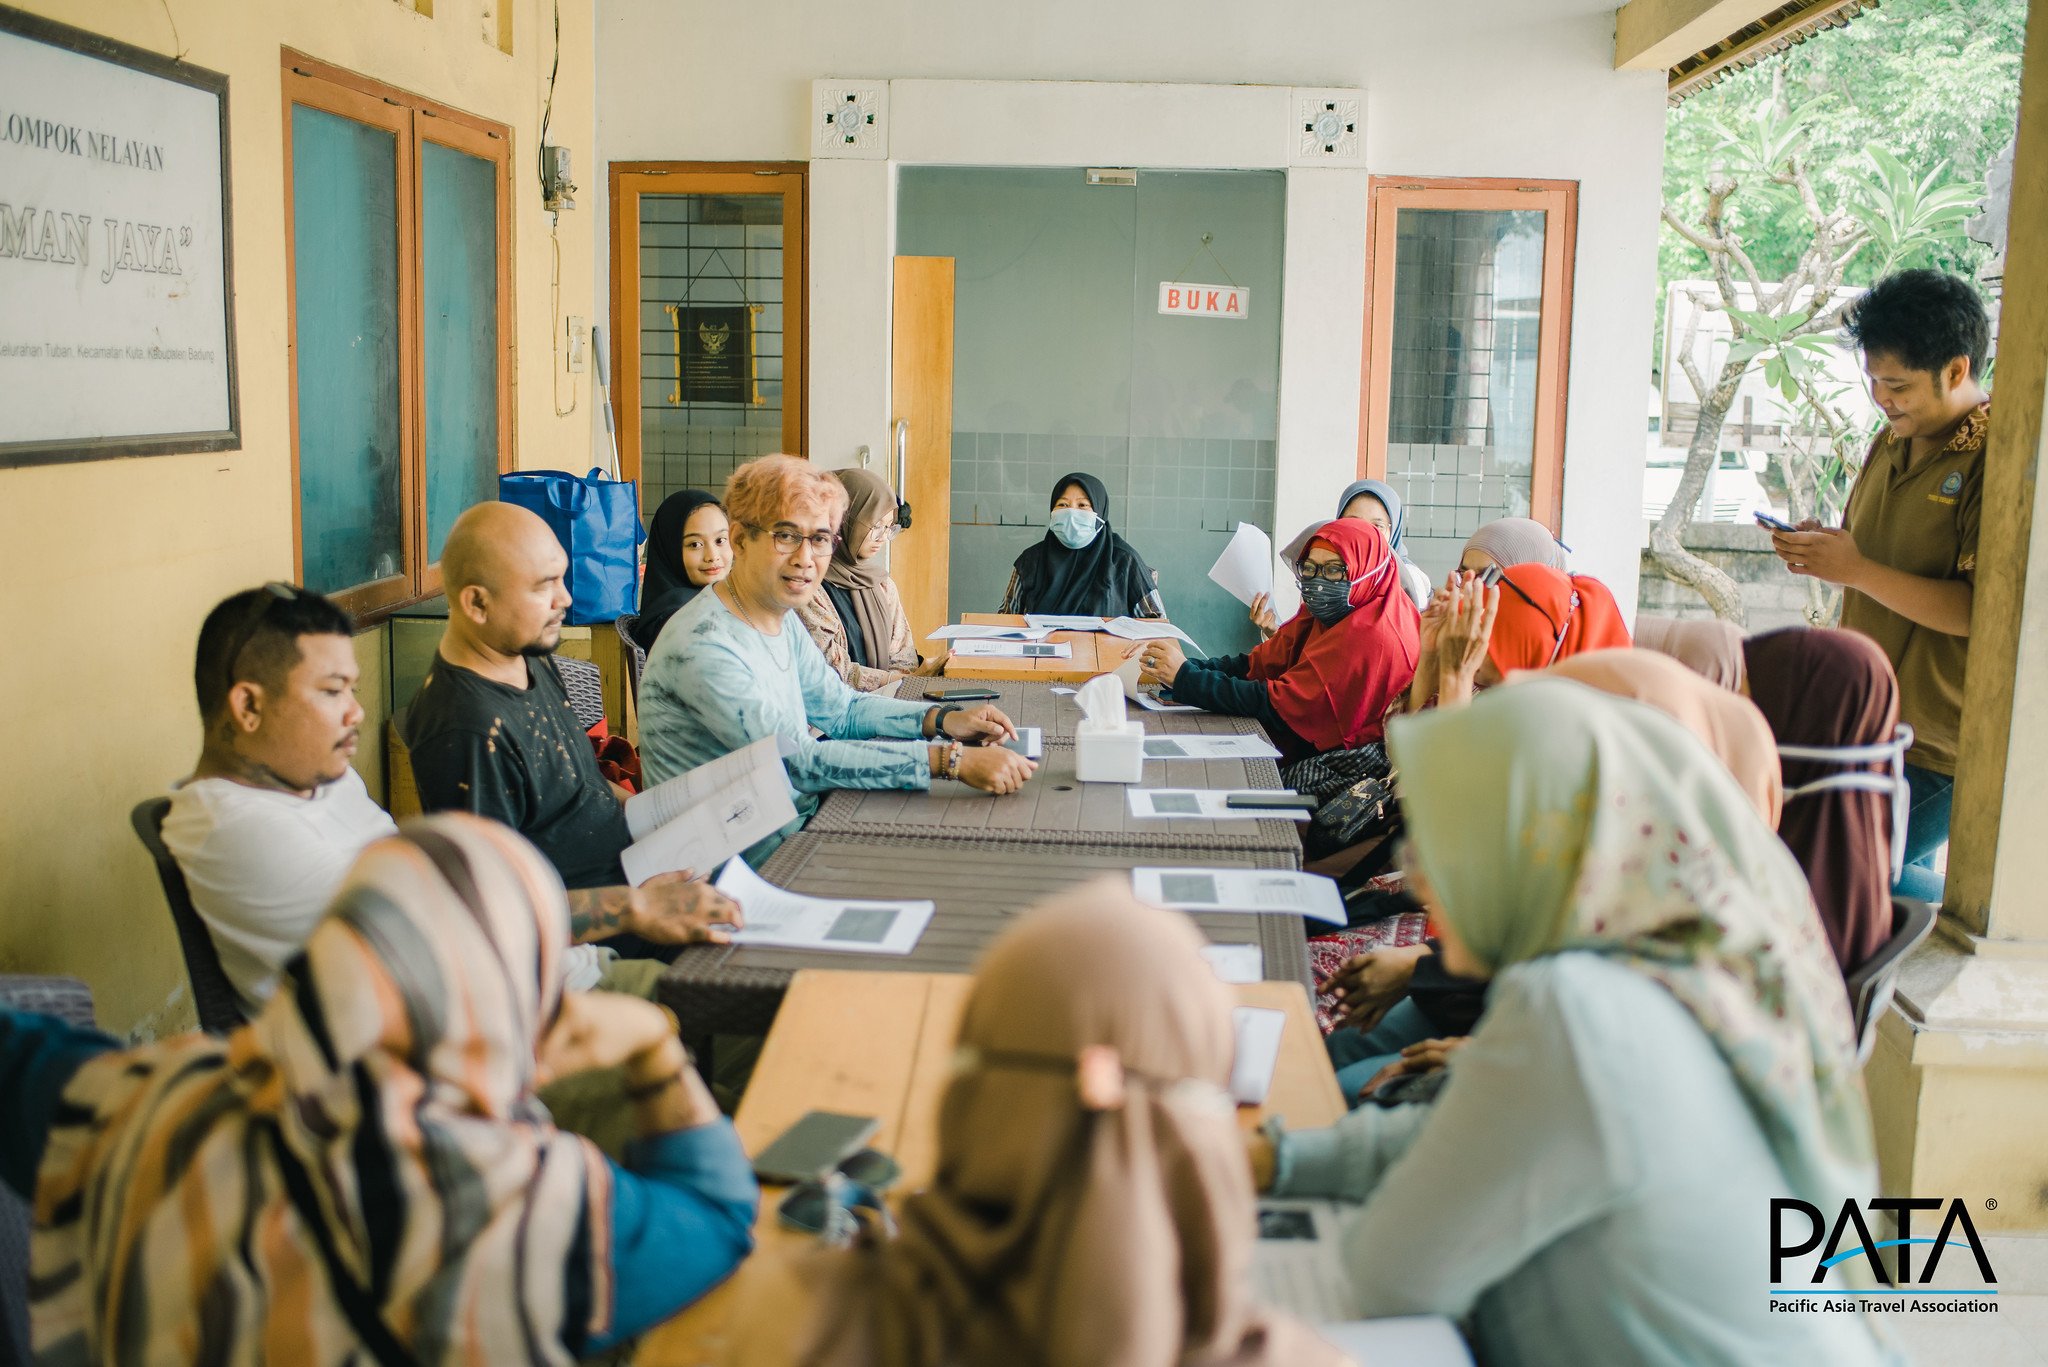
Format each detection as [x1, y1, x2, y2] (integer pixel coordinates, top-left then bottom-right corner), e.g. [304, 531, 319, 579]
[1772, 1198, 1996, 1289]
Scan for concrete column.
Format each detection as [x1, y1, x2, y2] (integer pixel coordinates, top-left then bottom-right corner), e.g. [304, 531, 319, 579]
[1867, 0, 2048, 1237]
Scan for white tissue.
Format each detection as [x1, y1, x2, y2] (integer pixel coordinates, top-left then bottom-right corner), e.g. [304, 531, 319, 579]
[1077, 669, 1126, 726]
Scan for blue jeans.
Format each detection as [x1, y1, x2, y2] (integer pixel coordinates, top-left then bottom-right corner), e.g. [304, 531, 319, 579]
[1893, 763, 1954, 905]
[1325, 999, 1437, 1106]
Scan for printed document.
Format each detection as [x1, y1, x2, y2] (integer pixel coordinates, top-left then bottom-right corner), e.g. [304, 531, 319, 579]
[1102, 616, 1198, 646]
[1134, 868, 1345, 925]
[1208, 522, 1275, 608]
[951, 639, 1073, 659]
[1023, 614, 1110, 631]
[1140, 734, 1282, 761]
[712, 859, 935, 955]
[1251, 1202, 1368, 1322]
[926, 624, 1055, 641]
[1126, 789, 1314, 822]
[1200, 943, 1264, 984]
[619, 736, 797, 885]
[1114, 655, 1200, 712]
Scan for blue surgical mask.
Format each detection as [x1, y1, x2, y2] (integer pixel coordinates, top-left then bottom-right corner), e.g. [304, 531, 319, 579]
[1779, 724, 1915, 885]
[1299, 576, 1355, 626]
[1049, 507, 1101, 550]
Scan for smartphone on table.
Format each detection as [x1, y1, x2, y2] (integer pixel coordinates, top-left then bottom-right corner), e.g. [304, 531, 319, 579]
[751, 1110, 880, 1184]
[1753, 511, 1799, 533]
[925, 688, 1000, 702]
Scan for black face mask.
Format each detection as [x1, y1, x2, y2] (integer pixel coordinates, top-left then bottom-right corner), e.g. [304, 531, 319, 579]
[1299, 576, 1356, 626]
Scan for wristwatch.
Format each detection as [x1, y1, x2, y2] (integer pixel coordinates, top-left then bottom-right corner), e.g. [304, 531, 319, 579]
[930, 703, 963, 738]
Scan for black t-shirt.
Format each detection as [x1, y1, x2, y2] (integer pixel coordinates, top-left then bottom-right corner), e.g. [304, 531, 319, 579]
[402, 654, 631, 889]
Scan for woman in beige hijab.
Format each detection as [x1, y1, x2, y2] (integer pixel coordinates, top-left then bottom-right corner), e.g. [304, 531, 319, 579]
[798, 466, 944, 690]
[1631, 614, 1748, 692]
[728, 883, 1350, 1367]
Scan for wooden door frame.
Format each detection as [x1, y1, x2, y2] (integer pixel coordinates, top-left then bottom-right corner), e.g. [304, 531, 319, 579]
[608, 162, 808, 492]
[1356, 176, 1578, 533]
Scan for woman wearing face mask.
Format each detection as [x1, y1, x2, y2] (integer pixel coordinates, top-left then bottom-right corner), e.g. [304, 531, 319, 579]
[1137, 520, 1419, 765]
[632, 490, 732, 653]
[1743, 628, 1906, 976]
[1411, 563, 1631, 711]
[1256, 480, 1433, 637]
[1257, 682, 1886, 1367]
[998, 473, 1165, 619]
[797, 467, 945, 691]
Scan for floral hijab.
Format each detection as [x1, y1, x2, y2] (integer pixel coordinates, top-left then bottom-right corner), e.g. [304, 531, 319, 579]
[1385, 679, 1875, 1227]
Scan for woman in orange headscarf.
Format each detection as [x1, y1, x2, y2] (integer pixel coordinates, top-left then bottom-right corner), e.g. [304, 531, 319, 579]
[1412, 563, 1633, 710]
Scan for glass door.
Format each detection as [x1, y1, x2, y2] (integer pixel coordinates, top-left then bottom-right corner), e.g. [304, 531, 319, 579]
[897, 167, 1283, 656]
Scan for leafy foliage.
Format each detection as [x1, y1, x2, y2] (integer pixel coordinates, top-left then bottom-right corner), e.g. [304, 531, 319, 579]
[1657, 0, 2026, 357]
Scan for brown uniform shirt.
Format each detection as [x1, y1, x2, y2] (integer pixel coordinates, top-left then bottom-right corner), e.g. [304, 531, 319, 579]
[1838, 402, 1986, 776]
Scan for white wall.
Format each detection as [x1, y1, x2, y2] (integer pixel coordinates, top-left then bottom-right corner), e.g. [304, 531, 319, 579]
[594, 0, 1665, 613]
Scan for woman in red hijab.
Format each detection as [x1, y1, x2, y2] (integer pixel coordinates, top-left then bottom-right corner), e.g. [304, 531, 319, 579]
[1421, 563, 1633, 708]
[1139, 519, 1419, 762]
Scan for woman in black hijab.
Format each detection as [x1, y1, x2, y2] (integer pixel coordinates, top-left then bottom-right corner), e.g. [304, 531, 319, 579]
[632, 489, 729, 652]
[998, 472, 1164, 618]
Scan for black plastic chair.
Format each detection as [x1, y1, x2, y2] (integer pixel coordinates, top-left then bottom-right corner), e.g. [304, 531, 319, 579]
[129, 798, 247, 1035]
[614, 615, 647, 700]
[0, 974, 97, 1363]
[1846, 896, 1938, 1065]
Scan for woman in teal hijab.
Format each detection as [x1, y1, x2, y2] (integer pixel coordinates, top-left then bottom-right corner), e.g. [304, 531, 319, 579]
[1256, 679, 1888, 1366]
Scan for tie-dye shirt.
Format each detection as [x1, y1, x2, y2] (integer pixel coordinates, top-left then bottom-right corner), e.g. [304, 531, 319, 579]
[638, 587, 934, 857]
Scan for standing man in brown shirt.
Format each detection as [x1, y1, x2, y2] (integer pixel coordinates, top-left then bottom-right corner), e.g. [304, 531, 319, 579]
[1770, 270, 1990, 907]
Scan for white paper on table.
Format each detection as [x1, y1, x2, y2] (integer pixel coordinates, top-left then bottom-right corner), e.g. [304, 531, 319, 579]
[1199, 943, 1264, 984]
[1000, 727, 1044, 760]
[1230, 1005, 1287, 1104]
[1102, 616, 1198, 646]
[712, 858, 936, 955]
[1133, 868, 1344, 925]
[1208, 522, 1275, 608]
[619, 737, 797, 886]
[1140, 735, 1282, 761]
[1050, 686, 1078, 696]
[1126, 789, 1314, 822]
[950, 639, 1073, 659]
[1023, 613, 1110, 632]
[926, 623, 1055, 641]
[1114, 655, 1201, 713]
[1251, 1201, 1373, 1325]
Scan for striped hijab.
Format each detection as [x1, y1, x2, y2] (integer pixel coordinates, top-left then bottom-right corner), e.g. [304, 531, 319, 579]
[31, 815, 615, 1366]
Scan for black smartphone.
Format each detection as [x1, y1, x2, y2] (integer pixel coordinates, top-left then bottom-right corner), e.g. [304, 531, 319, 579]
[752, 1110, 880, 1184]
[1224, 792, 1318, 811]
[925, 688, 1000, 702]
[1753, 510, 1798, 533]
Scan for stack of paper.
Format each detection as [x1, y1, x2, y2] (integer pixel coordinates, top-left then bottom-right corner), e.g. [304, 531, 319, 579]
[1023, 614, 1110, 631]
[1140, 735, 1282, 761]
[619, 736, 798, 886]
[713, 859, 936, 955]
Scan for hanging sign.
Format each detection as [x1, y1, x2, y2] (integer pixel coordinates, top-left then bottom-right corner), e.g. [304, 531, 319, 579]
[1158, 281, 1248, 320]
[0, 6, 238, 467]
[665, 301, 759, 406]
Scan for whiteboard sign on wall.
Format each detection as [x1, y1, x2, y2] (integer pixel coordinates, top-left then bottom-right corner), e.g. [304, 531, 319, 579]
[0, 7, 237, 466]
[1157, 281, 1248, 320]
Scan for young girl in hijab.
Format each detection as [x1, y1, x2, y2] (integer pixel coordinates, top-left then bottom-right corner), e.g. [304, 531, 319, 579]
[633, 489, 731, 652]
[797, 467, 941, 691]
[1744, 628, 1905, 975]
[999, 473, 1164, 618]
[1139, 520, 1419, 764]
[725, 882, 1350, 1367]
[1262, 682, 1887, 1367]
[8, 815, 757, 1365]
[1255, 480, 1432, 637]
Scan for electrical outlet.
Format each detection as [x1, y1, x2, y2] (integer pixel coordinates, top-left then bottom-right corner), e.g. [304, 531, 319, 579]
[566, 315, 588, 374]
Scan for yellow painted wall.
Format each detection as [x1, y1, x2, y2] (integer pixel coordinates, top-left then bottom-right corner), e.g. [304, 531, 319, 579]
[0, 0, 598, 1036]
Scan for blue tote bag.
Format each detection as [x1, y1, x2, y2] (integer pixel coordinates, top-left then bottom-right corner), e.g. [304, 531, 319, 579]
[498, 467, 646, 624]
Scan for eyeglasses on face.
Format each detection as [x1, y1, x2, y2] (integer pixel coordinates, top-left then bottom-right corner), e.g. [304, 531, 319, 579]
[867, 521, 901, 542]
[1294, 559, 1353, 585]
[746, 522, 841, 555]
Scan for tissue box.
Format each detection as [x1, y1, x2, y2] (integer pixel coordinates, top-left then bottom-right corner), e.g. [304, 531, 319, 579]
[1075, 717, 1145, 783]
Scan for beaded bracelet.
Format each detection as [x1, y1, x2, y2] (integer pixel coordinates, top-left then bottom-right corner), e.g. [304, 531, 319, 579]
[944, 740, 965, 781]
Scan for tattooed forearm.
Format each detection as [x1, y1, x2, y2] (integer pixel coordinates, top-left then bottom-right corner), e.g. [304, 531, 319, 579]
[566, 886, 638, 943]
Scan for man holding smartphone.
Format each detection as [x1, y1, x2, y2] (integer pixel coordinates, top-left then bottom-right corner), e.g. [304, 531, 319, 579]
[1768, 270, 1991, 904]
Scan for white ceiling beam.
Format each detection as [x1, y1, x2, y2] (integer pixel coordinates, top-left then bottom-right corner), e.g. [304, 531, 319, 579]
[1614, 0, 1794, 71]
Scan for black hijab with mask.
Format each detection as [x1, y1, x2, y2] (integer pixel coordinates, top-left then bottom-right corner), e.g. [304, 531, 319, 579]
[1008, 472, 1157, 618]
[632, 489, 722, 652]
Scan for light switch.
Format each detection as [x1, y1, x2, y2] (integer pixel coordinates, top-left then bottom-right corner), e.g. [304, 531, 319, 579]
[566, 315, 588, 374]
